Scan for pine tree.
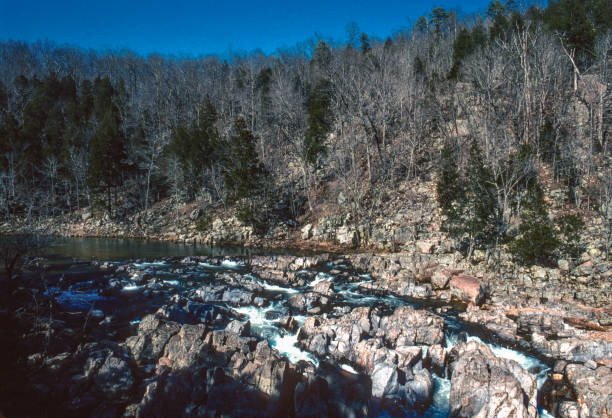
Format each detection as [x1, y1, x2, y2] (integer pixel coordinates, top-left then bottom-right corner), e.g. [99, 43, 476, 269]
[430, 7, 449, 34]
[544, 0, 598, 67]
[166, 98, 221, 200]
[304, 79, 332, 165]
[463, 139, 500, 253]
[437, 141, 464, 236]
[86, 106, 127, 215]
[509, 182, 560, 266]
[437, 140, 500, 255]
[225, 117, 268, 203]
[0, 80, 7, 116]
[360, 33, 371, 54]
[448, 26, 487, 80]
[556, 213, 584, 261]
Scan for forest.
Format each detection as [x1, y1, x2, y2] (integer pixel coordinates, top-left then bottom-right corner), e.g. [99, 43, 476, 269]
[0, 0, 611, 264]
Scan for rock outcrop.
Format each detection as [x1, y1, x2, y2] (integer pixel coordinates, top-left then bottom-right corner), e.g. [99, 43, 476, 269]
[297, 305, 444, 410]
[448, 341, 538, 418]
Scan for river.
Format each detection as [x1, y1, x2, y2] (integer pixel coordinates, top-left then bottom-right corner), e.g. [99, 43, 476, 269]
[43, 238, 554, 417]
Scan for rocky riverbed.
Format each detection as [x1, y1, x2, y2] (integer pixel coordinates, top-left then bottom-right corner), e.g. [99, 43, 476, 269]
[1, 252, 611, 417]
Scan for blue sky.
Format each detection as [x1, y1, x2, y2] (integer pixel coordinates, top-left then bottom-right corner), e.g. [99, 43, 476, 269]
[0, 0, 495, 57]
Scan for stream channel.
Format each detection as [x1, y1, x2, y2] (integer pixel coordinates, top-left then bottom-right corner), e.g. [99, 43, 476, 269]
[43, 238, 554, 417]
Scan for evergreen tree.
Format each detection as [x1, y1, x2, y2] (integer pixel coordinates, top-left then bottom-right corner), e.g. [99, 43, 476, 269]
[225, 117, 268, 203]
[430, 7, 449, 34]
[415, 16, 429, 35]
[437, 140, 500, 254]
[0, 80, 7, 116]
[437, 141, 464, 236]
[556, 213, 585, 261]
[166, 98, 221, 200]
[544, 0, 598, 67]
[255, 68, 273, 126]
[360, 33, 371, 54]
[79, 79, 94, 123]
[304, 79, 332, 166]
[312, 40, 332, 71]
[463, 139, 500, 252]
[0, 112, 21, 171]
[509, 182, 559, 266]
[86, 106, 127, 215]
[93, 76, 115, 121]
[449, 26, 487, 79]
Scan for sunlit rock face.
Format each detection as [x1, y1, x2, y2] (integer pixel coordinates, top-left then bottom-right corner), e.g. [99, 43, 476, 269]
[448, 341, 538, 418]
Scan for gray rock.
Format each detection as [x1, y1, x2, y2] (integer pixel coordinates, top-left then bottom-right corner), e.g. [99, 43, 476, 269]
[449, 341, 538, 418]
[431, 269, 452, 290]
[93, 355, 134, 400]
[313, 280, 335, 296]
[565, 364, 612, 417]
[424, 344, 446, 376]
[163, 323, 207, 369]
[295, 362, 371, 418]
[126, 315, 181, 363]
[371, 362, 399, 398]
[225, 320, 251, 337]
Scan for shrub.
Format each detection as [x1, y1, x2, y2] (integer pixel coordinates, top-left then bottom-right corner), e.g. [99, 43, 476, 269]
[555, 213, 585, 261]
[195, 213, 212, 232]
[509, 183, 559, 266]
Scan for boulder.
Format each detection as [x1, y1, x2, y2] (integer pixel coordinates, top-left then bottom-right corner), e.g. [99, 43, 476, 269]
[337, 226, 358, 246]
[288, 292, 331, 314]
[295, 362, 371, 417]
[163, 323, 208, 369]
[189, 208, 202, 221]
[416, 240, 435, 254]
[301, 224, 313, 240]
[277, 316, 299, 333]
[93, 354, 134, 400]
[371, 362, 399, 398]
[370, 362, 435, 410]
[126, 315, 181, 363]
[157, 297, 233, 325]
[424, 344, 446, 376]
[431, 269, 452, 290]
[565, 363, 612, 417]
[459, 307, 518, 345]
[377, 305, 445, 347]
[313, 280, 335, 297]
[298, 305, 444, 361]
[225, 320, 251, 337]
[450, 274, 486, 305]
[448, 341, 538, 418]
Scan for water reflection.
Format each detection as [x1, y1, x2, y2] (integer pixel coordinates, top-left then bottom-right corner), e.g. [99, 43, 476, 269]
[44, 236, 313, 262]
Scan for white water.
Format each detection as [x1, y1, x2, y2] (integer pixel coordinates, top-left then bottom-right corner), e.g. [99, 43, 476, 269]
[271, 333, 319, 365]
[233, 303, 318, 366]
[309, 271, 333, 287]
[110, 258, 555, 417]
[340, 363, 358, 374]
[233, 304, 276, 327]
[198, 262, 223, 269]
[464, 336, 550, 389]
[221, 259, 244, 269]
[46, 287, 107, 310]
[245, 273, 299, 294]
[425, 375, 451, 417]
[133, 261, 168, 269]
[262, 282, 299, 293]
